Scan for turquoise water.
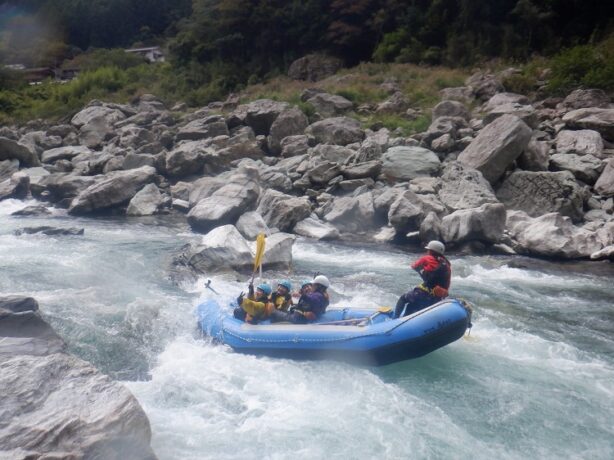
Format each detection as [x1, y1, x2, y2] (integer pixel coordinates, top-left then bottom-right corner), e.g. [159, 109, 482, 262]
[1, 199, 613, 459]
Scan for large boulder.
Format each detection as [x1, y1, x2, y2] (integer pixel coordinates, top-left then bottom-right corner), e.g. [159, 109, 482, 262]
[0, 173, 29, 201]
[68, 166, 157, 215]
[0, 159, 19, 181]
[458, 114, 532, 184]
[235, 211, 270, 240]
[165, 140, 210, 178]
[187, 168, 260, 233]
[188, 225, 254, 272]
[323, 192, 375, 233]
[0, 137, 40, 167]
[387, 190, 424, 233]
[305, 117, 365, 146]
[231, 99, 290, 135]
[36, 174, 97, 203]
[550, 153, 605, 185]
[518, 133, 550, 171]
[483, 93, 530, 112]
[465, 72, 504, 101]
[42, 145, 92, 164]
[257, 232, 295, 269]
[126, 183, 166, 216]
[441, 203, 506, 244]
[496, 171, 585, 222]
[256, 189, 312, 232]
[341, 160, 382, 179]
[267, 107, 309, 155]
[558, 89, 610, 111]
[432, 100, 471, 121]
[287, 54, 343, 82]
[483, 103, 538, 128]
[294, 214, 340, 240]
[381, 146, 440, 181]
[595, 158, 614, 197]
[562, 108, 614, 142]
[0, 296, 155, 460]
[555, 130, 604, 157]
[437, 162, 499, 210]
[306, 93, 353, 118]
[176, 115, 229, 142]
[71, 105, 126, 128]
[506, 210, 603, 259]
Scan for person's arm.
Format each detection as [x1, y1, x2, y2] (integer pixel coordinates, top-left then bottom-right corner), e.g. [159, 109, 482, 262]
[240, 297, 268, 317]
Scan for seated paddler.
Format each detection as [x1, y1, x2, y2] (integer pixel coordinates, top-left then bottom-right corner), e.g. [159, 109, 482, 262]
[271, 279, 293, 312]
[270, 275, 330, 324]
[234, 282, 274, 324]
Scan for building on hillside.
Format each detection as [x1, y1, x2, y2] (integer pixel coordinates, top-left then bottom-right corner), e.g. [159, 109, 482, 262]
[124, 46, 165, 63]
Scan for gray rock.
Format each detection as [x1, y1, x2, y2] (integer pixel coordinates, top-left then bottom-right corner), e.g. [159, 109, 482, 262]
[387, 190, 423, 233]
[496, 170, 585, 222]
[376, 92, 411, 114]
[591, 245, 614, 260]
[287, 54, 343, 82]
[280, 135, 311, 157]
[439, 87, 474, 104]
[0, 295, 39, 313]
[507, 210, 603, 259]
[235, 211, 270, 240]
[381, 146, 440, 181]
[42, 145, 91, 164]
[257, 189, 312, 232]
[410, 177, 441, 195]
[0, 159, 19, 181]
[307, 93, 353, 118]
[339, 178, 375, 191]
[431, 134, 456, 152]
[123, 152, 156, 170]
[518, 134, 550, 171]
[458, 114, 532, 184]
[0, 173, 29, 201]
[465, 72, 504, 101]
[562, 108, 614, 142]
[165, 140, 209, 178]
[555, 129, 604, 156]
[305, 117, 365, 146]
[71, 105, 126, 128]
[441, 203, 506, 244]
[176, 116, 229, 142]
[308, 162, 341, 185]
[260, 169, 293, 192]
[559, 89, 610, 111]
[484, 103, 538, 128]
[341, 160, 382, 179]
[550, 153, 605, 184]
[595, 158, 614, 197]
[68, 166, 157, 215]
[257, 232, 295, 269]
[483, 93, 530, 112]
[14, 226, 84, 236]
[0, 137, 40, 166]
[118, 126, 156, 149]
[294, 214, 340, 240]
[235, 99, 290, 135]
[188, 175, 227, 206]
[324, 192, 375, 233]
[432, 100, 470, 121]
[437, 161, 498, 210]
[78, 115, 115, 149]
[187, 168, 260, 232]
[11, 205, 51, 216]
[267, 107, 309, 154]
[126, 184, 165, 216]
[419, 211, 442, 242]
[37, 174, 97, 202]
[188, 224, 254, 272]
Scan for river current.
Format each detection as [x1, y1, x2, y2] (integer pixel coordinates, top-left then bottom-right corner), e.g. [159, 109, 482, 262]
[2, 198, 613, 459]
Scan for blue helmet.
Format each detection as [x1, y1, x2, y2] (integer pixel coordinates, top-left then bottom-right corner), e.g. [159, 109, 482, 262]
[278, 279, 292, 291]
[257, 283, 272, 295]
[301, 280, 312, 288]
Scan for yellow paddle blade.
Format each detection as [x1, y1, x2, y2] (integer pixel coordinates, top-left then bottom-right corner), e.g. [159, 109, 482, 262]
[253, 233, 266, 272]
[378, 306, 392, 313]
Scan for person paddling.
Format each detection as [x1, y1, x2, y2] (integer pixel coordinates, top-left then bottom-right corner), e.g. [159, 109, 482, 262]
[234, 282, 274, 324]
[394, 241, 451, 318]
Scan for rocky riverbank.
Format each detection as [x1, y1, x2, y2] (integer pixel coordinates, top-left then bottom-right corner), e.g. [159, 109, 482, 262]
[1, 71, 613, 275]
[0, 296, 156, 460]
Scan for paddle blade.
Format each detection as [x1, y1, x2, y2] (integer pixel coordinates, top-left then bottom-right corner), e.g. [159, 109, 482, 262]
[253, 233, 266, 272]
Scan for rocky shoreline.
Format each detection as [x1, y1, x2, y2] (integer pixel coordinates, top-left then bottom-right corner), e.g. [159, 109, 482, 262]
[1, 71, 612, 274]
[0, 296, 156, 460]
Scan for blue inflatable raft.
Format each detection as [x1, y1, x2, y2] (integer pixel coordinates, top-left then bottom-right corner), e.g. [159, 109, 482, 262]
[197, 298, 472, 366]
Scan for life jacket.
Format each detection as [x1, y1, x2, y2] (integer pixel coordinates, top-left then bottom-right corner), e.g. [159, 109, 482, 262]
[411, 254, 451, 298]
[294, 289, 329, 320]
[271, 292, 292, 312]
[241, 294, 274, 323]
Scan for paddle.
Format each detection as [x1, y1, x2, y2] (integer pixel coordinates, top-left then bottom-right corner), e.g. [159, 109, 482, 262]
[250, 232, 266, 285]
[204, 279, 219, 295]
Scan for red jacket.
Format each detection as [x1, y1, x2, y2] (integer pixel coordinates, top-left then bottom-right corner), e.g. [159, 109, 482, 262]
[411, 254, 451, 293]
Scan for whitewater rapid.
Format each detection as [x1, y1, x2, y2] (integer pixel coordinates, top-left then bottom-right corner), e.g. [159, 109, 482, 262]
[1, 199, 613, 459]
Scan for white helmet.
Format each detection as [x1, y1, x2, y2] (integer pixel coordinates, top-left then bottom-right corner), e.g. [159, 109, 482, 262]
[425, 240, 445, 255]
[312, 275, 330, 288]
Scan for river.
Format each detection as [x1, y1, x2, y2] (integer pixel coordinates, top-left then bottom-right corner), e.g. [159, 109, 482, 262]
[1, 198, 613, 459]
